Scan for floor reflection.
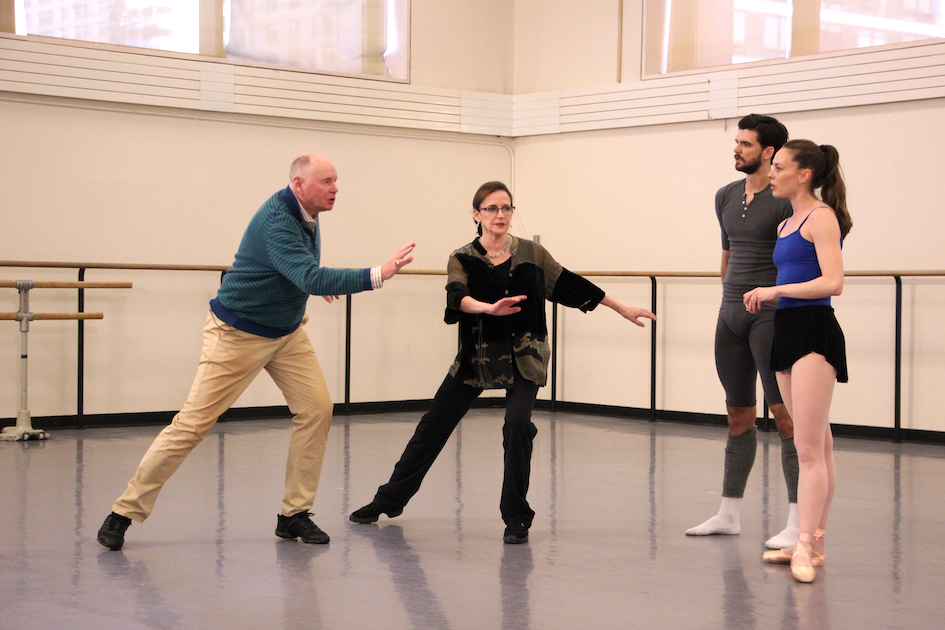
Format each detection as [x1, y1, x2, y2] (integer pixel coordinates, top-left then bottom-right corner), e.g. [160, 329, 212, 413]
[275, 540, 328, 628]
[719, 539, 757, 630]
[215, 432, 226, 579]
[356, 524, 451, 630]
[780, 576, 832, 630]
[500, 543, 534, 630]
[0, 413, 942, 630]
[96, 552, 182, 630]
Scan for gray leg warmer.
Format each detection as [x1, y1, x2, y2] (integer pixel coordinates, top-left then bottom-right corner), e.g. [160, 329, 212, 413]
[781, 436, 799, 504]
[722, 428, 757, 499]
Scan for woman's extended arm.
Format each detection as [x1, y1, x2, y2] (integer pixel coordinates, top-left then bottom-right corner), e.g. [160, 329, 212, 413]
[599, 295, 657, 327]
[459, 295, 527, 316]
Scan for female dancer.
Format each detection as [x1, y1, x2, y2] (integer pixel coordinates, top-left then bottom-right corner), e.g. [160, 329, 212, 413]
[744, 140, 852, 582]
[350, 181, 655, 543]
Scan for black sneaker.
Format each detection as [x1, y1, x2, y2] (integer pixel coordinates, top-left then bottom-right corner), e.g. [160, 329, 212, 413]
[275, 512, 330, 544]
[503, 518, 530, 544]
[97, 512, 132, 550]
[349, 501, 403, 524]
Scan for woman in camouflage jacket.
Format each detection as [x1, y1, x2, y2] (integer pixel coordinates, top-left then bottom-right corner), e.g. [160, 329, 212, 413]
[350, 181, 655, 543]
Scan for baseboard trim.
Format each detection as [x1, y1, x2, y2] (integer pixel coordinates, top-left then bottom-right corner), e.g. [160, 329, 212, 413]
[4, 400, 943, 445]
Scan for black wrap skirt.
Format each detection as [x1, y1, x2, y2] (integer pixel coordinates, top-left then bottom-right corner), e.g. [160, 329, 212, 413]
[770, 305, 848, 382]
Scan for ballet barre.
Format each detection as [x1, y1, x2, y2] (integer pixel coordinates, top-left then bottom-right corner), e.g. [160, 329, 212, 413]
[2, 262, 945, 444]
[1, 262, 230, 431]
[1, 279, 132, 441]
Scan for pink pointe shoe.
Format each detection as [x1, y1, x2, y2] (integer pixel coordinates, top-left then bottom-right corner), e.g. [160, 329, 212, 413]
[763, 529, 826, 568]
[790, 533, 816, 583]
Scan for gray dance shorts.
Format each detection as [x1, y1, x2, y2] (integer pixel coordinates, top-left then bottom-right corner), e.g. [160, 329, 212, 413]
[771, 305, 848, 383]
[715, 301, 782, 407]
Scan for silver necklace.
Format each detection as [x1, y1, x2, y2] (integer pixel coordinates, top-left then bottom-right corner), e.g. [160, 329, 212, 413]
[485, 235, 511, 259]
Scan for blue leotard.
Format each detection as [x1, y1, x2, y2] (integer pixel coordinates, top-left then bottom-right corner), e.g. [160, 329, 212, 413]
[773, 209, 841, 309]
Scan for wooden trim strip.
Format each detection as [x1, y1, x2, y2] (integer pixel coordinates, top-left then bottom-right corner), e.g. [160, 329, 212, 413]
[1, 261, 230, 272]
[3, 261, 945, 279]
[0, 280, 132, 289]
[1, 312, 104, 320]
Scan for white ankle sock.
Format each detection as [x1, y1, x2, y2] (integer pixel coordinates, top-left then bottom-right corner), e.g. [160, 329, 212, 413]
[686, 497, 742, 536]
[765, 502, 800, 549]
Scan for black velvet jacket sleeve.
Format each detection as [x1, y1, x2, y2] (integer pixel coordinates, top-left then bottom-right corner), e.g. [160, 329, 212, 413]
[441, 237, 605, 389]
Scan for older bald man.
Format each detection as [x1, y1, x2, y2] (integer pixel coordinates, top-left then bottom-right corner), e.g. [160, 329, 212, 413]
[98, 153, 415, 550]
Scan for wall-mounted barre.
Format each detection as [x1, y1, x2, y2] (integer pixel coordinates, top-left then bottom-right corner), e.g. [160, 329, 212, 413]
[1, 279, 132, 441]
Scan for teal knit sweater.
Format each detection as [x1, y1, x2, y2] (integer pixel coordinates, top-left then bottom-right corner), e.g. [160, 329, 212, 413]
[213, 187, 373, 336]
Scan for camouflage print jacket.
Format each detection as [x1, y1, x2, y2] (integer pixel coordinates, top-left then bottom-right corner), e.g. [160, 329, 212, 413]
[445, 237, 605, 389]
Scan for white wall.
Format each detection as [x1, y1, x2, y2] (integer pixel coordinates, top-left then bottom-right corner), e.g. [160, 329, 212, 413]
[513, 0, 622, 93]
[2, 0, 945, 435]
[512, 0, 646, 92]
[0, 96, 513, 417]
[511, 102, 945, 431]
[411, 0, 515, 93]
[502, 3, 945, 432]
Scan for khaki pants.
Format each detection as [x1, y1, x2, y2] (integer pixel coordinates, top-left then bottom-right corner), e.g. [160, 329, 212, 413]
[113, 311, 333, 522]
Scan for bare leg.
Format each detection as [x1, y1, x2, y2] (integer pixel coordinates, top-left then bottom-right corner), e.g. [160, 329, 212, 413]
[820, 428, 836, 533]
[774, 355, 836, 571]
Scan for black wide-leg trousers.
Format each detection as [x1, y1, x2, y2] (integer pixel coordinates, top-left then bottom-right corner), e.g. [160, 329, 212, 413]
[375, 371, 540, 523]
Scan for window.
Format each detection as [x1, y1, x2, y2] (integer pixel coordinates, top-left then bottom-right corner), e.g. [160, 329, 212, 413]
[227, 0, 408, 79]
[14, 0, 409, 81]
[644, 0, 945, 75]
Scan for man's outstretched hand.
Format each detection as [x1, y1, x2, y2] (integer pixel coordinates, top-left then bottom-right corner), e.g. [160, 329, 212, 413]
[381, 242, 417, 280]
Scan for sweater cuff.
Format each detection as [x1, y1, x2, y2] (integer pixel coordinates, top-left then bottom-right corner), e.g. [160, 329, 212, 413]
[370, 266, 384, 289]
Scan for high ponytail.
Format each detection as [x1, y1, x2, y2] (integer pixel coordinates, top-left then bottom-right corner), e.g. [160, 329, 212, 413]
[819, 145, 852, 238]
[783, 140, 853, 238]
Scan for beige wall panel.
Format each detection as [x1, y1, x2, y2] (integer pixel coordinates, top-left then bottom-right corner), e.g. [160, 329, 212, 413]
[830, 281, 897, 429]
[510, 120, 728, 273]
[772, 102, 945, 273]
[4, 0, 945, 433]
[621, 0, 645, 83]
[410, 0, 514, 93]
[349, 275, 458, 403]
[514, 0, 621, 93]
[654, 281, 723, 414]
[512, 101, 945, 430]
[556, 278, 658, 408]
[903, 281, 945, 433]
[0, 97, 511, 418]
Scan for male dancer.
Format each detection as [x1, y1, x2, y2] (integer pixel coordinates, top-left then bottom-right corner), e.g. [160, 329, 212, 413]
[97, 153, 415, 550]
[686, 114, 799, 549]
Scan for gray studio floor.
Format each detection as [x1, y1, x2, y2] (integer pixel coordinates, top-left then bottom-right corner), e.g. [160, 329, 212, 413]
[2, 409, 944, 630]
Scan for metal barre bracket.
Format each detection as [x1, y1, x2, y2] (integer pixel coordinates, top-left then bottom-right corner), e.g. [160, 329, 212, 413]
[1, 279, 131, 442]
